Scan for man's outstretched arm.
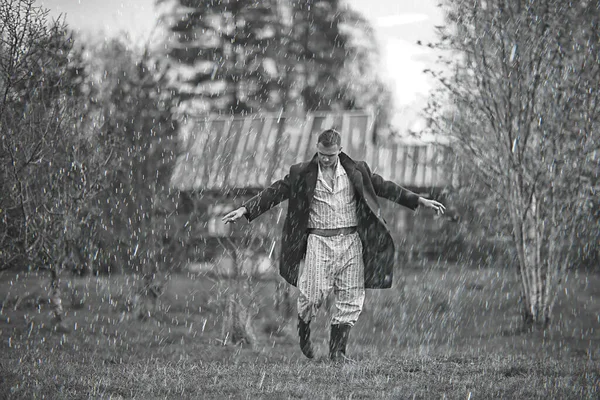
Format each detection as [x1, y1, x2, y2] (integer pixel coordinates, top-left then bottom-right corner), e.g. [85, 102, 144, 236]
[222, 174, 291, 224]
[363, 162, 446, 215]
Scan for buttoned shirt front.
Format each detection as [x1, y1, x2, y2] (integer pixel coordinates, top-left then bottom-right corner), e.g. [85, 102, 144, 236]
[307, 160, 359, 229]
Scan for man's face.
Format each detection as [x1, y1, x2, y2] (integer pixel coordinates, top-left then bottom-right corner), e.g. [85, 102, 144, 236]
[317, 142, 341, 168]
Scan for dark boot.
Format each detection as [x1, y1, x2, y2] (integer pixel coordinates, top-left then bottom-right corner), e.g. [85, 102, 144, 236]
[329, 323, 353, 362]
[297, 317, 314, 359]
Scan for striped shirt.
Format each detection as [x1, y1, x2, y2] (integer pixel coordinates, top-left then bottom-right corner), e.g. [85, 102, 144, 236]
[307, 160, 358, 229]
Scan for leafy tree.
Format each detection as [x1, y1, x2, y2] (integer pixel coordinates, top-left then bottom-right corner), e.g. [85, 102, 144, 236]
[1, 1, 178, 324]
[158, 0, 394, 125]
[336, 6, 395, 132]
[428, 0, 600, 327]
[82, 37, 178, 304]
[159, 0, 283, 114]
[282, 0, 395, 124]
[286, 0, 347, 111]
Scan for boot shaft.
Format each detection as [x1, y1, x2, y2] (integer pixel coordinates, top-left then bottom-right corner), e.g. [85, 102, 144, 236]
[298, 318, 311, 341]
[298, 317, 315, 359]
[329, 323, 351, 362]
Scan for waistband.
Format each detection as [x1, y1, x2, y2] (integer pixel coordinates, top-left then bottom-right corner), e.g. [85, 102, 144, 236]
[307, 226, 357, 237]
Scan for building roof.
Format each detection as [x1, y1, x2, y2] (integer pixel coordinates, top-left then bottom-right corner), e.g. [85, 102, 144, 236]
[170, 111, 452, 194]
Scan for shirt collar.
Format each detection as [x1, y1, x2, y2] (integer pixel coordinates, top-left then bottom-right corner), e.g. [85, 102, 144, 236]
[318, 158, 346, 178]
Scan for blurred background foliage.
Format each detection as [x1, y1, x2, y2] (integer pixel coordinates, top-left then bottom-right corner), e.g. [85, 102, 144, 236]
[1, 0, 598, 293]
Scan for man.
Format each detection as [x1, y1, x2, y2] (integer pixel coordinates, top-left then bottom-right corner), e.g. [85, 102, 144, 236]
[222, 129, 445, 362]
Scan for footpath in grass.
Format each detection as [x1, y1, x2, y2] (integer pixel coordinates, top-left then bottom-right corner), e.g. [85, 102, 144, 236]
[0, 265, 598, 399]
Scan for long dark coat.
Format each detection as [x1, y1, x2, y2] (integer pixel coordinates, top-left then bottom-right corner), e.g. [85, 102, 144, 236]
[242, 152, 420, 289]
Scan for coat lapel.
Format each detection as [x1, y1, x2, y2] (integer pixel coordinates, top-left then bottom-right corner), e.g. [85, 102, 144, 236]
[304, 154, 318, 202]
[340, 152, 384, 220]
[340, 152, 364, 198]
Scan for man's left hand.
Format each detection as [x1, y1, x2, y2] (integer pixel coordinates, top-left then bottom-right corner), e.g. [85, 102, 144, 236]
[418, 197, 446, 215]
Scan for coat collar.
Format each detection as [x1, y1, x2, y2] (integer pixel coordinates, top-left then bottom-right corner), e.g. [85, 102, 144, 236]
[339, 152, 357, 174]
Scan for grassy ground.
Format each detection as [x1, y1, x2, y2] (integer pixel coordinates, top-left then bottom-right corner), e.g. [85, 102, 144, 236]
[0, 263, 598, 399]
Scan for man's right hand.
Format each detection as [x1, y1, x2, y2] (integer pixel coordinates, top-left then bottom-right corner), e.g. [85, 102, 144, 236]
[222, 207, 247, 224]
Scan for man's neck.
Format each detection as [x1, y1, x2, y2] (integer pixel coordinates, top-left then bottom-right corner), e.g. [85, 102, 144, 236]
[320, 159, 338, 172]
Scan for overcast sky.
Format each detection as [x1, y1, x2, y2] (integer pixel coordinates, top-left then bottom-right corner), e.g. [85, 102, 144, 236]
[37, 0, 444, 112]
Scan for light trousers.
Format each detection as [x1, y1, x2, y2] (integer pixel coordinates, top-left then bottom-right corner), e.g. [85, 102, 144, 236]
[297, 232, 365, 326]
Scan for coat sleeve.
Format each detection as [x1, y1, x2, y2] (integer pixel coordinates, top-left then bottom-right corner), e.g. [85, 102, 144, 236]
[242, 174, 291, 222]
[362, 161, 420, 210]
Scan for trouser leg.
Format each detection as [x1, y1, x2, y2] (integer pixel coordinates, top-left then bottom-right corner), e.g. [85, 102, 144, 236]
[296, 234, 333, 358]
[330, 233, 363, 362]
[331, 233, 365, 326]
[297, 235, 332, 323]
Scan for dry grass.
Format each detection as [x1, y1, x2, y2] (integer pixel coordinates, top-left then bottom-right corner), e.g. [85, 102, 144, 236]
[0, 264, 598, 399]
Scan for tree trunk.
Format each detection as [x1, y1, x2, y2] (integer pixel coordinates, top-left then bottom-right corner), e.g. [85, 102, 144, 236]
[275, 281, 295, 319]
[49, 266, 69, 332]
[509, 176, 566, 329]
[219, 238, 256, 347]
[222, 290, 257, 347]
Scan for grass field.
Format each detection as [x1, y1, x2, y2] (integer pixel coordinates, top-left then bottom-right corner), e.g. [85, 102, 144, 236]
[0, 263, 598, 399]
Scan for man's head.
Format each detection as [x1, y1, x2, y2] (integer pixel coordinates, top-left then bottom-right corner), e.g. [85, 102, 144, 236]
[316, 129, 342, 168]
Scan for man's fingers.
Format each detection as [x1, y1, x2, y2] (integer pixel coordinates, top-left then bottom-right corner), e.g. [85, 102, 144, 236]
[223, 210, 242, 224]
[428, 200, 445, 215]
[222, 213, 235, 222]
[432, 201, 445, 210]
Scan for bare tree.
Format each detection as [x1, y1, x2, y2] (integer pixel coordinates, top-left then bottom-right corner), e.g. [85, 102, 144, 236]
[428, 0, 599, 327]
[0, 0, 106, 327]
